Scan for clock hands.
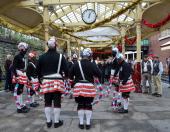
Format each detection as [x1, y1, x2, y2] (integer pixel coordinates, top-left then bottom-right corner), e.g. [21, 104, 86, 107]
[88, 12, 91, 18]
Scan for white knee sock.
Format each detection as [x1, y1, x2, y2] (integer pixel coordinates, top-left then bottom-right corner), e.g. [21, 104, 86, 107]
[20, 94, 24, 107]
[85, 110, 92, 125]
[123, 98, 129, 110]
[54, 108, 61, 123]
[31, 95, 35, 103]
[78, 110, 85, 125]
[16, 95, 21, 109]
[45, 107, 52, 122]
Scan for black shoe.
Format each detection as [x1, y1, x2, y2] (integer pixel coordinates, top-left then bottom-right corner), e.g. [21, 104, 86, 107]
[152, 93, 158, 96]
[17, 108, 29, 113]
[118, 108, 128, 114]
[155, 94, 162, 97]
[86, 125, 91, 130]
[47, 120, 52, 128]
[30, 103, 37, 107]
[33, 102, 39, 106]
[54, 120, 63, 128]
[78, 124, 84, 129]
[22, 106, 30, 111]
[30, 102, 39, 107]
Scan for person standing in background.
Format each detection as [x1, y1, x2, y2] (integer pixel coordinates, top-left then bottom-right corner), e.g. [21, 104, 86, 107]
[152, 56, 163, 97]
[141, 55, 153, 94]
[4, 54, 12, 92]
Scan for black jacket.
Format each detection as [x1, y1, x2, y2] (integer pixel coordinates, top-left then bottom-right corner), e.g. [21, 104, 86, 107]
[119, 60, 132, 84]
[69, 59, 101, 83]
[13, 52, 26, 76]
[4, 60, 12, 72]
[26, 60, 37, 81]
[37, 49, 68, 79]
[111, 58, 119, 76]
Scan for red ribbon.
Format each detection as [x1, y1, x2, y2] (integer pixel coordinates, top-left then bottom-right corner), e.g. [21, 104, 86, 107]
[142, 13, 170, 28]
[125, 36, 136, 45]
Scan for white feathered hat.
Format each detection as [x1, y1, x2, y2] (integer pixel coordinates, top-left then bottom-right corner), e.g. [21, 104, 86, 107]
[82, 48, 93, 57]
[18, 42, 28, 50]
[47, 36, 57, 48]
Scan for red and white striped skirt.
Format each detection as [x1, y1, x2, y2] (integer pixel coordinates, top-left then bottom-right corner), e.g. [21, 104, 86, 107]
[40, 79, 65, 94]
[119, 79, 135, 93]
[12, 71, 27, 85]
[26, 78, 39, 91]
[109, 75, 119, 84]
[73, 82, 96, 97]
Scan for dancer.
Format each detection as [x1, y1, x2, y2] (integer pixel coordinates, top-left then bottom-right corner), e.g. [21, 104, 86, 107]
[110, 47, 121, 110]
[69, 48, 101, 130]
[37, 37, 68, 128]
[117, 54, 135, 113]
[26, 51, 39, 107]
[13, 42, 29, 113]
[110, 47, 119, 87]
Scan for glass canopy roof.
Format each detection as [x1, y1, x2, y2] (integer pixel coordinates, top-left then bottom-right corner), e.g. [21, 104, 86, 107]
[50, 2, 137, 25]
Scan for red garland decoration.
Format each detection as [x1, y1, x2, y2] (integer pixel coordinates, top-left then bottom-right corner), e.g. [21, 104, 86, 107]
[142, 13, 170, 28]
[125, 36, 136, 45]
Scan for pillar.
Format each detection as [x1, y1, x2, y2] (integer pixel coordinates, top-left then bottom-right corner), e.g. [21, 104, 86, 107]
[136, 21, 142, 62]
[43, 6, 49, 51]
[136, 4, 142, 62]
[67, 40, 71, 57]
[133, 3, 142, 93]
[120, 26, 126, 55]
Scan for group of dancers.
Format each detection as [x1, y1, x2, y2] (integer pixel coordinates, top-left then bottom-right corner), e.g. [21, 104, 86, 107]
[11, 36, 135, 130]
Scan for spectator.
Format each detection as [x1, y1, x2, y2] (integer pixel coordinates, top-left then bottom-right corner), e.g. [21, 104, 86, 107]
[152, 56, 163, 97]
[141, 55, 153, 94]
[4, 54, 13, 92]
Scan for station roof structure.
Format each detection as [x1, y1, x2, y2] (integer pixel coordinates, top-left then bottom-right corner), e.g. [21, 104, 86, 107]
[0, 0, 169, 47]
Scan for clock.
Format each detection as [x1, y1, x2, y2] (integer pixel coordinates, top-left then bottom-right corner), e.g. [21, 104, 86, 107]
[82, 9, 97, 24]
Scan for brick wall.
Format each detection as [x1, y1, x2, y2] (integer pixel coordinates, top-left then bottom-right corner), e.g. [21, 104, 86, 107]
[149, 33, 170, 69]
[0, 38, 43, 75]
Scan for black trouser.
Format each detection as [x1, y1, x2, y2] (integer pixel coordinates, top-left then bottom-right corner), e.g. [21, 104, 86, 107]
[44, 91, 62, 108]
[17, 84, 24, 95]
[30, 89, 35, 96]
[5, 71, 12, 91]
[75, 96, 94, 110]
[122, 92, 130, 98]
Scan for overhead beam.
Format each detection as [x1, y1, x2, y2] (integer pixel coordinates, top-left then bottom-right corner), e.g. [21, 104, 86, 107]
[55, 21, 133, 27]
[17, 0, 160, 7]
[103, 3, 135, 20]
[43, 0, 161, 5]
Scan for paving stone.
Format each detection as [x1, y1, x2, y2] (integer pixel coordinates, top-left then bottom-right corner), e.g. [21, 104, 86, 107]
[0, 83, 170, 132]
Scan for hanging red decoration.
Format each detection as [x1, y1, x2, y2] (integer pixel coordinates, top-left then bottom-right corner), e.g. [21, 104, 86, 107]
[117, 44, 122, 52]
[125, 36, 136, 45]
[142, 13, 170, 28]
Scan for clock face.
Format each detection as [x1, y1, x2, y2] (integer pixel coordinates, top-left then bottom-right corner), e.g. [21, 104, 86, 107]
[82, 9, 97, 24]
